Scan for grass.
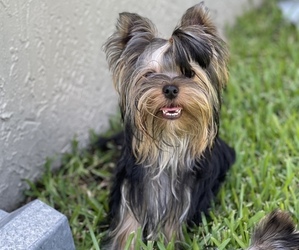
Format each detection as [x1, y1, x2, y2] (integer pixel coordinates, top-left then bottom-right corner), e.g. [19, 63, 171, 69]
[25, 1, 299, 249]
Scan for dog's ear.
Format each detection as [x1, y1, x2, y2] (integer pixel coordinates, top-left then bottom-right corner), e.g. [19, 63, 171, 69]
[180, 2, 217, 34]
[171, 2, 228, 87]
[104, 13, 156, 67]
[114, 13, 156, 48]
[171, 3, 216, 75]
[104, 12, 157, 82]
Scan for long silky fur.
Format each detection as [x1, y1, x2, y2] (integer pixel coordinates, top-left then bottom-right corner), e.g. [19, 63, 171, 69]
[248, 210, 299, 250]
[103, 2, 235, 249]
[106, 134, 235, 249]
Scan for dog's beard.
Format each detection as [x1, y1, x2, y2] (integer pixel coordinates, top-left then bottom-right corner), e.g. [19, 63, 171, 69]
[127, 69, 219, 169]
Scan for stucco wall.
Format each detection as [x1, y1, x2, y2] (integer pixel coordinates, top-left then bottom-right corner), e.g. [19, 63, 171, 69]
[0, 0, 261, 211]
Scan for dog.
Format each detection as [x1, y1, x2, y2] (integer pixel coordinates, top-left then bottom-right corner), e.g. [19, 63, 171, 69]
[103, 2, 235, 249]
[248, 210, 299, 250]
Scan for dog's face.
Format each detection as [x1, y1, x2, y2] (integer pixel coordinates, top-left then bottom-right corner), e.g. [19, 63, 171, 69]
[104, 3, 228, 163]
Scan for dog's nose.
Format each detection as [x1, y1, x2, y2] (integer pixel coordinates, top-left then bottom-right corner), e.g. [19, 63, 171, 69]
[163, 85, 179, 99]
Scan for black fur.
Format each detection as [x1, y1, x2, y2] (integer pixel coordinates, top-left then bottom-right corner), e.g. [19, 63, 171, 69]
[99, 131, 235, 241]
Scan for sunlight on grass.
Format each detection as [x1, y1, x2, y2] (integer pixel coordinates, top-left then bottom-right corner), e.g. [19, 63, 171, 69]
[25, 1, 299, 249]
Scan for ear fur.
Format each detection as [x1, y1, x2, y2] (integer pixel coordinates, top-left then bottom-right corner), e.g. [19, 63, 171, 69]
[104, 12, 156, 72]
[171, 2, 228, 87]
[180, 2, 217, 33]
[114, 12, 156, 48]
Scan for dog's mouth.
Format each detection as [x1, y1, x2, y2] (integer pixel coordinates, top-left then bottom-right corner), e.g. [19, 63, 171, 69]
[160, 107, 182, 120]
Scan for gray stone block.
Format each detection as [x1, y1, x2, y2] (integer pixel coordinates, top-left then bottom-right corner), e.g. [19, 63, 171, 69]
[0, 210, 8, 220]
[0, 199, 75, 250]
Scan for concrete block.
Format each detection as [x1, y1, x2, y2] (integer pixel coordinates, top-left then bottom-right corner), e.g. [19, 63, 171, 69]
[0, 210, 8, 220]
[0, 199, 75, 250]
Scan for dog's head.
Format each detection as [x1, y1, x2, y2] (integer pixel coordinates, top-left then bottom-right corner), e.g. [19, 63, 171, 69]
[104, 3, 228, 163]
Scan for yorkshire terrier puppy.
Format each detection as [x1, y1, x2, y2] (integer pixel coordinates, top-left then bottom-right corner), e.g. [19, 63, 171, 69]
[249, 210, 299, 250]
[103, 2, 235, 249]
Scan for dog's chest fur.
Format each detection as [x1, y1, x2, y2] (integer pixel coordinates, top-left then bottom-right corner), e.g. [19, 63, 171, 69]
[143, 170, 192, 239]
[122, 142, 196, 240]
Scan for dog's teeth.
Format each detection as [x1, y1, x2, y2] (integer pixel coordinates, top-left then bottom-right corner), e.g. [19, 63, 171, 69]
[161, 108, 182, 118]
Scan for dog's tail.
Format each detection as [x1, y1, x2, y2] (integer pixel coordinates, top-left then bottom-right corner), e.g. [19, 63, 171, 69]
[248, 210, 299, 250]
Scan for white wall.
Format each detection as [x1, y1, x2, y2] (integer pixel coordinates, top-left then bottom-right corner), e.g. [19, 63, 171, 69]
[0, 0, 261, 211]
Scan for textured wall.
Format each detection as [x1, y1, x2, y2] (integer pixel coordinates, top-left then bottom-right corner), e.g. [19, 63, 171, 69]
[0, 0, 261, 211]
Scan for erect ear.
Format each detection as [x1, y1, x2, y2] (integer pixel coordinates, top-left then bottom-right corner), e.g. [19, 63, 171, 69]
[171, 2, 228, 87]
[107, 12, 156, 52]
[104, 12, 157, 73]
[180, 2, 217, 33]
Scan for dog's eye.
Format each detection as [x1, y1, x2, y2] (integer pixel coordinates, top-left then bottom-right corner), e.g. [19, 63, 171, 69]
[184, 70, 195, 78]
[143, 72, 155, 78]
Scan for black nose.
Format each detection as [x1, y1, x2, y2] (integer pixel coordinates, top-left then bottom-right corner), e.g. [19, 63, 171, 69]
[163, 85, 179, 99]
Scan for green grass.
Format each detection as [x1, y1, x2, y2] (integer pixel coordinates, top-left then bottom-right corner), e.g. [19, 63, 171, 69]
[25, 2, 299, 249]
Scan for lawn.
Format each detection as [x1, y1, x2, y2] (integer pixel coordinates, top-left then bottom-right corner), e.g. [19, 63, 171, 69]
[25, 1, 299, 249]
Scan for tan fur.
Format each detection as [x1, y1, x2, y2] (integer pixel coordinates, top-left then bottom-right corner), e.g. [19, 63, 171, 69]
[131, 66, 218, 168]
[103, 2, 230, 249]
[109, 183, 141, 249]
